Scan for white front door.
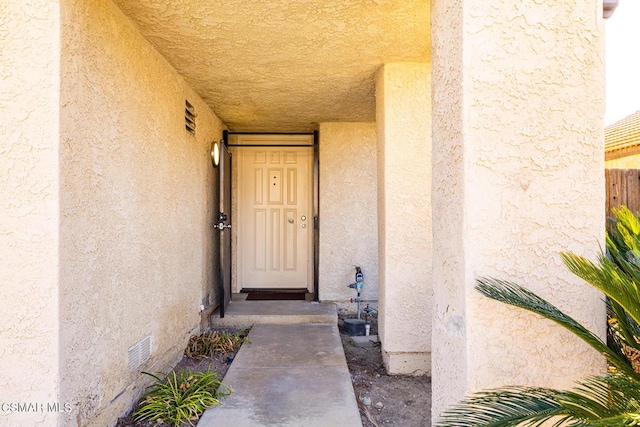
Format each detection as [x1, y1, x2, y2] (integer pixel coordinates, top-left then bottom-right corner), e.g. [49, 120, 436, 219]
[238, 146, 313, 290]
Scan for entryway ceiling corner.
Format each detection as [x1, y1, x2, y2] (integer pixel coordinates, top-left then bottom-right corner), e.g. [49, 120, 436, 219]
[112, 0, 430, 132]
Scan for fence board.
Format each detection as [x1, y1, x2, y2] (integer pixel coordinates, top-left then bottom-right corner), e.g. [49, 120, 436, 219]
[627, 169, 640, 213]
[606, 169, 611, 219]
[606, 169, 640, 220]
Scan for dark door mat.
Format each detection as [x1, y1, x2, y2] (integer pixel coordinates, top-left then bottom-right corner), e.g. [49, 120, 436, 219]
[245, 291, 306, 301]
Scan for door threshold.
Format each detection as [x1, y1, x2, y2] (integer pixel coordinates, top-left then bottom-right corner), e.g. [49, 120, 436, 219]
[233, 291, 314, 302]
[241, 287, 307, 293]
[240, 289, 310, 301]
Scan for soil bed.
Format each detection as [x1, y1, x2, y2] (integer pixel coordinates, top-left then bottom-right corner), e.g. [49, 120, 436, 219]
[339, 313, 432, 427]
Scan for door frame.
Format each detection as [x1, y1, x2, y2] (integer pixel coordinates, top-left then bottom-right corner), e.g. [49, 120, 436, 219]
[217, 141, 232, 317]
[223, 130, 320, 301]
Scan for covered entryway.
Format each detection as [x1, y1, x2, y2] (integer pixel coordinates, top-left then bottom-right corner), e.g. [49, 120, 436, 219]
[7, 0, 610, 425]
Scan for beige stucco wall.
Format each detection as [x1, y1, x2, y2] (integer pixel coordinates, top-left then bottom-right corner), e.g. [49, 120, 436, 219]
[606, 154, 640, 168]
[318, 122, 378, 306]
[0, 1, 61, 426]
[59, 0, 225, 425]
[375, 63, 432, 375]
[431, 0, 606, 420]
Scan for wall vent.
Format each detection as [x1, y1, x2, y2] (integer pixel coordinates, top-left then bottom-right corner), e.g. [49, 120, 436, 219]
[128, 335, 152, 371]
[185, 100, 196, 135]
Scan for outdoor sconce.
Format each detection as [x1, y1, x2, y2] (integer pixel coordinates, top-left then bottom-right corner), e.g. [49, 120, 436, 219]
[211, 140, 220, 167]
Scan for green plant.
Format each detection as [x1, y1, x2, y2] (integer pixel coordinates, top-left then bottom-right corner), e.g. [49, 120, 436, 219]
[437, 206, 640, 427]
[185, 330, 248, 358]
[134, 369, 231, 427]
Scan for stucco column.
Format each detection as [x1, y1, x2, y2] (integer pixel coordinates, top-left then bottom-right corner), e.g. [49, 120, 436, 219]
[431, 0, 606, 420]
[375, 63, 432, 375]
[0, 0, 61, 425]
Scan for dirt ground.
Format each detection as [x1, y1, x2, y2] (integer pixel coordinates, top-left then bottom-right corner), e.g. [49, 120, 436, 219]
[118, 320, 431, 427]
[339, 314, 432, 427]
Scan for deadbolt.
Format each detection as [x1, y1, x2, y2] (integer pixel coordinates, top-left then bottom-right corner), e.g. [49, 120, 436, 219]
[302, 224, 307, 228]
[301, 215, 306, 221]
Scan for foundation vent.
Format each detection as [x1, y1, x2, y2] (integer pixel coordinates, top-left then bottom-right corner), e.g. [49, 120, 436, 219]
[128, 335, 152, 371]
[185, 100, 196, 135]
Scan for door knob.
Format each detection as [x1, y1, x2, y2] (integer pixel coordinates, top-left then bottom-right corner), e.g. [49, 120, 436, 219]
[214, 222, 231, 230]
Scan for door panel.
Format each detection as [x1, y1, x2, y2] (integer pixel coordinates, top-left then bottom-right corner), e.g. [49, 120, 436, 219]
[239, 147, 312, 289]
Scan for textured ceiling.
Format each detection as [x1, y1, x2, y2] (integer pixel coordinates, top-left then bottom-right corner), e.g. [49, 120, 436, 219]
[112, 0, 430, 131]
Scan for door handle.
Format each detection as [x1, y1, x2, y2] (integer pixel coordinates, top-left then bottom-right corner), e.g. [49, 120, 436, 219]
[214, 222, 231, 230]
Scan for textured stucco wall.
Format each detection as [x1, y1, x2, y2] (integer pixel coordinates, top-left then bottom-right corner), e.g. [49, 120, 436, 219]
[59, 0, 225, 425]
[430, 0, 467, 415]
[375, 63, 432, 375]
[605, 154, 640, 168]
[318, 123, 378, 305]
[0, 1, 61, 426]
[431, 0, 606, 420]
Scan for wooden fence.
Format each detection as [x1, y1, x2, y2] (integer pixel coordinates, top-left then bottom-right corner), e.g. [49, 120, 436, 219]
[605, 169, 640, 220]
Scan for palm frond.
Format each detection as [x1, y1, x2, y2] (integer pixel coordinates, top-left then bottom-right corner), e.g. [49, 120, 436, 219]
[611, 206, 640, 254]
[608, 300, 632, 364]
[560, 376, 625, 420]
[561, 252, 640, 329]
[608, 299, 640, 350]
[561, 374, 640, 424]
[605, 233, 640, 290]
[589, 414, 640, 427]
[437, 374, 640, 427]
[435, 387, 568, 427]
[475, 278, 637, 378]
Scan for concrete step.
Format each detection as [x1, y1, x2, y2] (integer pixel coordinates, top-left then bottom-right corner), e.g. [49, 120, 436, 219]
[210, 300, 338, 328]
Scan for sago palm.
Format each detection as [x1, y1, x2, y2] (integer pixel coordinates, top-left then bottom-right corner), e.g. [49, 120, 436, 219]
[437, 206, 640, 427]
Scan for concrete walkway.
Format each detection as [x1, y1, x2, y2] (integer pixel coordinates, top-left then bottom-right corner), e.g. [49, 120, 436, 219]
[198, 322, 362, 427]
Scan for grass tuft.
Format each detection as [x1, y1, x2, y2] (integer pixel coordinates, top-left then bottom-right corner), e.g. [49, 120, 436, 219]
[133, 369, 231, 427]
